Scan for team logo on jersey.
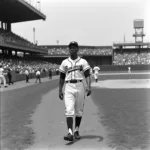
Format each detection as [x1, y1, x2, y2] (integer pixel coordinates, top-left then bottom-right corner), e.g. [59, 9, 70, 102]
[65, 65, 83, 73]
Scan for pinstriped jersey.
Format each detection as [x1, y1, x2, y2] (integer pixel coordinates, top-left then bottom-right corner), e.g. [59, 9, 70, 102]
[59, 57, 91, 81]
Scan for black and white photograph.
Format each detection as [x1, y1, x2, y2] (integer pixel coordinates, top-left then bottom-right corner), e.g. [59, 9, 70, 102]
[0, 0, 150, 150]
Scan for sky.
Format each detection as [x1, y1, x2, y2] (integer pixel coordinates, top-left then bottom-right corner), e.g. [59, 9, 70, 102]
[12, 0, 150, 46]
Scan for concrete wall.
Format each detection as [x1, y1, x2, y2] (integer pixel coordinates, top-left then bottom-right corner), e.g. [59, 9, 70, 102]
[99, 64, 150, 72]
[4, 71, 57, 83]
[2, 64, 150, 84]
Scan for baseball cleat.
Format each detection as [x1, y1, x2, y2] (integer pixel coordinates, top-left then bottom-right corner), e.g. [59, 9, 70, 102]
[74, 131, 81, 139]
[64, 133, 74, 141]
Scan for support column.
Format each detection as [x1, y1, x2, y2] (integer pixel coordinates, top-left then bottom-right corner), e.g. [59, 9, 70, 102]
[1, 21, 3, 29]
[30, 52, 33, 56]
[5, 23, 7, 30]
[2, 49, 4, 55]
[4, 50, 7, 55]
[7, 23, 11, 31]
[24, 52, 26, 57]
[15, 50, 17, 56]
[8, 50, 12, 56]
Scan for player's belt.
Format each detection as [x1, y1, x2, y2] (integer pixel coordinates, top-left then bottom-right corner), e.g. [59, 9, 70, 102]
[66, 80, 82, 83]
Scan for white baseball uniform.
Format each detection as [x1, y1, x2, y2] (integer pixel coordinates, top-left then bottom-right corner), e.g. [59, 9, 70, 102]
[128, 67, 131, 73]
[59, 57, 91, 117]
[0, 68, 7, 86]
[36, 70, 40, 76]
[25, 70, 29, 75]
[93, 66, 100, 80]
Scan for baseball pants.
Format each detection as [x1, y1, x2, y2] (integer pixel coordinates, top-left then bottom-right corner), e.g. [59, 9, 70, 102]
[64, 82, 86, 117]
[94, 73, 98, 80]
[0, 75, 6, 86]
[35, 75, 41, 83]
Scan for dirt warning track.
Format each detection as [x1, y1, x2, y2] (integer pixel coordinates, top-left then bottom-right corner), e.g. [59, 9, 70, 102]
[1, 76, 150, 150]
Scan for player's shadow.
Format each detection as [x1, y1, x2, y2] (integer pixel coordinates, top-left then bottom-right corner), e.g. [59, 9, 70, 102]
[65, 135, 104, 145]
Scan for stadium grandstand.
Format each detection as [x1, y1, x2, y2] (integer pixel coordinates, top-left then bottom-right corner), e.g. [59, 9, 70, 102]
[0, 0, 60, 78]
[0, 0, 47, 56]
[39, 45, 113, 66]
[38, 20, 150, 71]
[112, 20, 150, 71]
[0, 1, 150, 78]
[1, 2, 150, 150]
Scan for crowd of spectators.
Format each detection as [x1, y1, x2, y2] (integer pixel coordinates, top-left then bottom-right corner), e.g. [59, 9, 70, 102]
[0, 56, 59, 74]
[113, 51, 150, 65]
[0, 28, 46, 52]
[48, 47, 112, 56]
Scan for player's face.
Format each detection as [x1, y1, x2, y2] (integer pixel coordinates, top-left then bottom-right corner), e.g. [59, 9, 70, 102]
[69, 45, 78, 56]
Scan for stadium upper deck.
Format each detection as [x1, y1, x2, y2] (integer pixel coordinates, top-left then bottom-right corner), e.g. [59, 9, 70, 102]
[0, 0, 47, 54]
[39, 45, 113, 56]
[113, 42, 150, 49]
[0, 0, 46, 23]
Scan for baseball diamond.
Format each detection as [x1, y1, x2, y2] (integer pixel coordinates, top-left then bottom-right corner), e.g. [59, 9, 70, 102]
[1, 72, 150, 150]
[1, 1, 150, 150]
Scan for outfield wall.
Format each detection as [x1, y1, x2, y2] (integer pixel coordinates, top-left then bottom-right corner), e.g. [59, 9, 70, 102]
[99, 64, 150, 72]
[2, 65, 150, 83]
[98, 73, 150, 80]
[4, 71, 57, 83]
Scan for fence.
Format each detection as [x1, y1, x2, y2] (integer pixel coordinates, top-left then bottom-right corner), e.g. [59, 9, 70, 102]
[99, 64, 150, 72]
[4, 71, 57, 83]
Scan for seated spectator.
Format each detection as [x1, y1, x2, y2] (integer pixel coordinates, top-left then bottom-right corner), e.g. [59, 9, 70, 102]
[47, 47, 112, 56]
[0, 56, 60, 76]
[0, 28, 46, 52]
[113, 51, 150, 65]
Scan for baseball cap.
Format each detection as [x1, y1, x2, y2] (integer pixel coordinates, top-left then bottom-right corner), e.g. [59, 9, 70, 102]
[68, 41, 78, 48]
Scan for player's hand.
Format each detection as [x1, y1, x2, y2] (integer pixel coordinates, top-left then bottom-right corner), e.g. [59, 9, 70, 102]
[86, 87, 91, 96]
[59, 90, 64, 100]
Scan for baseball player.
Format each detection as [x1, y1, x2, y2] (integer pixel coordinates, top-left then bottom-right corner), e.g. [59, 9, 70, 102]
[48, 68, 52, 79]
[93, 65, 100, 82]
[24, 69, 30, 83]
[0, 64, 7, 88]
[59, 41, 91, 142]
[128, 66, 131, 73]
[7, 68, 13, 85]
[89, 67, 94, 78]
[35, 69, 41, 83]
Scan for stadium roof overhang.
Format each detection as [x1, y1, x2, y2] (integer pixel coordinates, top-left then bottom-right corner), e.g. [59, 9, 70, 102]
[39, 45, 113, 49]
[42, 55, 112, 58]
[113, 42, 150, 47]
[0, 42, 48, 54]
[42, 55, 69, 58]
[0, 0, 46, 23]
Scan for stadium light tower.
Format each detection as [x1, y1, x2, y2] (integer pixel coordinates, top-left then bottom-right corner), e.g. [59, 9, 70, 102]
[37, 0, 41, 11]
[57, 40, 59, 45]
[33, 27, 35, 44]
